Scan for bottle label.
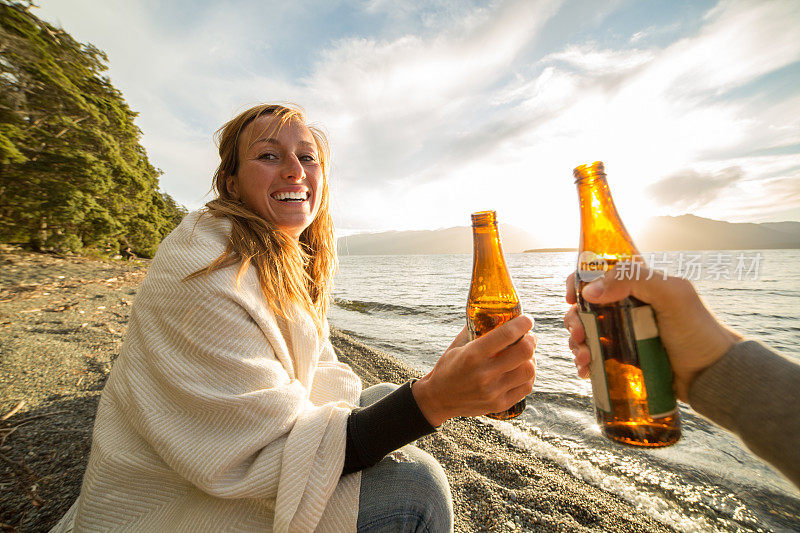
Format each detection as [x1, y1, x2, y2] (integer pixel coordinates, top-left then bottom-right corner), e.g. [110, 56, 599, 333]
[577, 310, 611, 413]
[631, 306, 677, 417]
[577, 251, 608, 283]
[578, 305, 677, 418]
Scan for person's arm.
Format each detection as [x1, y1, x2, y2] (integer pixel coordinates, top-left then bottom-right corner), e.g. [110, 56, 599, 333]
[343, 380, 435, 475]
[342, 317, 538, 475]
[563, 268, 800, 488]
[689, 340, 800, 487]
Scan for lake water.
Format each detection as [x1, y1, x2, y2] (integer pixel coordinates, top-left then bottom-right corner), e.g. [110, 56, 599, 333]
[330, 249, 800, 532]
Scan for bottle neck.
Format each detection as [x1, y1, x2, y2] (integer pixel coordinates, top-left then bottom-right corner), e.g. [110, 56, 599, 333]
[471, 210, 503, 265]
[575, 174, 639, 262]
[472, 221, 503, 265]
[470, 219, 518, 304]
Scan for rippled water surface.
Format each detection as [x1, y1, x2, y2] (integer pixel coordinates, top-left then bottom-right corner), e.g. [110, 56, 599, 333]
[330, 250, 800, 532]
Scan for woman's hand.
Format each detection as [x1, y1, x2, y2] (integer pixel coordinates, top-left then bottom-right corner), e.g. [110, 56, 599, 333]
[411, 317, 536, 426]
[563, 268, 741, 402]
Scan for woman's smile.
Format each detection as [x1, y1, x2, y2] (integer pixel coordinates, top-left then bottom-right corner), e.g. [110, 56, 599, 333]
[271, 190, 309, 202]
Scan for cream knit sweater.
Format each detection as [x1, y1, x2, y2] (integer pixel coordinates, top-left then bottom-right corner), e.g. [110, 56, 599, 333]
[52, 211, 363, 532]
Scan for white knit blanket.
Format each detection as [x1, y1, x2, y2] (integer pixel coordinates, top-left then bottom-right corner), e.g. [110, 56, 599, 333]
[53, 211, 363, 532]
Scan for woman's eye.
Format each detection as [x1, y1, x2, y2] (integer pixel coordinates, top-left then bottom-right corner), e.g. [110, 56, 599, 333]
[299, 154, 317, 162]
[258, 153, 278, 161]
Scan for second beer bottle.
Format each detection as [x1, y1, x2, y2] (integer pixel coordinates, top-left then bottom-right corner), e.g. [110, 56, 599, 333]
[467, 210, 526, 420]
[573, 161, 680, 446]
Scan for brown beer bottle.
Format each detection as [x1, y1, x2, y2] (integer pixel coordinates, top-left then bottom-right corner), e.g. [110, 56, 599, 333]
[573, 162, 680, 446]
[467, 210, 526, 420]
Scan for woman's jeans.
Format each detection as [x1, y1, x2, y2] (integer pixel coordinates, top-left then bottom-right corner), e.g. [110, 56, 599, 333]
[356, 383, 454, 532]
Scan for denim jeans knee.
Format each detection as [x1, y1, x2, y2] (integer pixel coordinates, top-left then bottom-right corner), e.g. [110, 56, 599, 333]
[359, 382, 400, 407]
[357, 445, 452, 532]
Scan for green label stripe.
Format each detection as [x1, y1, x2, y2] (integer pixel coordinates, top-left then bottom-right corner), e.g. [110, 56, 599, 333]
[631, 306, 677, 416]
[636, 337, 677, 416]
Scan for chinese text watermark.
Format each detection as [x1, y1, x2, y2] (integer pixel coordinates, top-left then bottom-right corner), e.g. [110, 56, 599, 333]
[577, 252, 763, 282]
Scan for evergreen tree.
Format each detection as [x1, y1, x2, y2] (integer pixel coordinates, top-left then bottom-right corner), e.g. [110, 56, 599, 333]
[0, 0, 186, 256]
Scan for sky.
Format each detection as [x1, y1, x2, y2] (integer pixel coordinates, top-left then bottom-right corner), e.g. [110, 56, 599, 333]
[34, 0, 800, 246]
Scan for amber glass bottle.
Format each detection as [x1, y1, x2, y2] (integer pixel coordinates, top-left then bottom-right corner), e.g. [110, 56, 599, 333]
[573, 162, 680, 447]
[467, 210, 526, 420]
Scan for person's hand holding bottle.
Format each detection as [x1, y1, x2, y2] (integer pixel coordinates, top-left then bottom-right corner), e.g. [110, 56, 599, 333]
[563, 266, 742, 401]
[412, 316, 536, 426]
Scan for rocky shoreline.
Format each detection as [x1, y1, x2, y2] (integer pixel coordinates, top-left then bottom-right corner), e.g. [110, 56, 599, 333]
[0, 247, 670, 532]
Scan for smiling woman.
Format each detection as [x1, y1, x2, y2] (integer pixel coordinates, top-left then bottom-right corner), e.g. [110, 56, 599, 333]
[50, 103, 537, 533]
[194, 105, 336, 334]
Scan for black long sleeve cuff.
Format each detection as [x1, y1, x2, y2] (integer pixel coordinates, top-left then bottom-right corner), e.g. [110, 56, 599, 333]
[342, 380, 436, 475]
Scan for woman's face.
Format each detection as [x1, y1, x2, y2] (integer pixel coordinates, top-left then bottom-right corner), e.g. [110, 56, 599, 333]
[228, 115, 323, 239]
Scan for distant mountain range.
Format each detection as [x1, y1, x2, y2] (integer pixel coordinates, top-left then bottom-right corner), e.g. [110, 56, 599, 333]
[336, 215, 800, 255]
[636, 215, 800, 252]
[337, 224, 539, 255]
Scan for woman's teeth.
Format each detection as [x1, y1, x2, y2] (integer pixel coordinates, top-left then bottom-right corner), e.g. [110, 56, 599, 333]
[272, 191, 308, 202]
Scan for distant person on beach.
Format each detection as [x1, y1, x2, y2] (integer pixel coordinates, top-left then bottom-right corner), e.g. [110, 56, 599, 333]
[563, 268, 800, 488]
[51, 104, 536, 532]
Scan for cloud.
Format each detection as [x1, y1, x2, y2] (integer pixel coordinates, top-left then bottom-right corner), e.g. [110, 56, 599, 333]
[647, 167, 745, 210]
[542, 44, 654, 74]
[303, 0, 563, 187]
[722, 172, 800, 221]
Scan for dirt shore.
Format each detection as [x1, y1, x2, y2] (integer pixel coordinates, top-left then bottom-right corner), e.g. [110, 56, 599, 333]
[0, 247, 671, 532]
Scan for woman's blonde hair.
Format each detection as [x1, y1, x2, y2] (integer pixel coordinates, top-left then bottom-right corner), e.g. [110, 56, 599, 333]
[188, 104, 336, 333]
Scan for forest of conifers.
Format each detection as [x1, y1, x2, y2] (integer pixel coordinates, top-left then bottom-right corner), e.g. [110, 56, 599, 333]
[0, 1, 186, 257]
